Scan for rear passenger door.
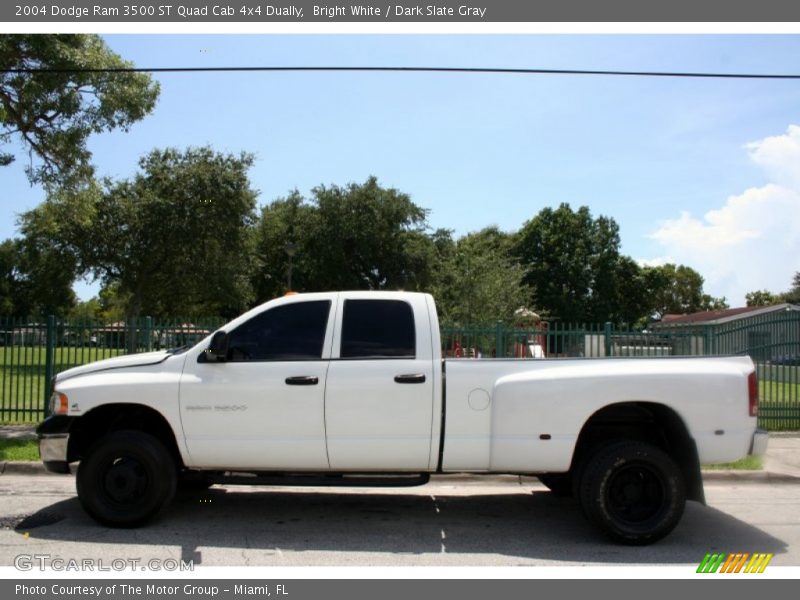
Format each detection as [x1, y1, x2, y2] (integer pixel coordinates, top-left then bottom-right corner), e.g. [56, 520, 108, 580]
[324, 296, 435, 471]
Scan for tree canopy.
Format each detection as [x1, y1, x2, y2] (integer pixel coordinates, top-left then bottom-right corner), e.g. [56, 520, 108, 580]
[0, 34, 159, 188]
[745, 272, 800, 306]
[513, 203, 645, 323]
[0, 234, 76, 318]
[746, 289, 783, 307]
[7, 164, 734, 328]
[785, 272, 800, 305]
[645, 263, 728, 318]
[431, 227, 530, 326]
[252, 177, 433, 300]
[20, 147, 257, 319]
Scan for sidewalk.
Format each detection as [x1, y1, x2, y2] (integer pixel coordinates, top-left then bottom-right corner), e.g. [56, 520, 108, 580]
[0, 425, 35, 440]
[762, 432, 800, 479]
[2, 425, 799, 480]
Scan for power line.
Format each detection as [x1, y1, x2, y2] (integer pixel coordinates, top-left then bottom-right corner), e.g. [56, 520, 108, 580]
[3, 65, 800, 79]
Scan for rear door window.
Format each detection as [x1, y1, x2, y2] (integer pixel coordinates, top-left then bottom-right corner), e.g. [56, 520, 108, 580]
[340, 299, 415, 359]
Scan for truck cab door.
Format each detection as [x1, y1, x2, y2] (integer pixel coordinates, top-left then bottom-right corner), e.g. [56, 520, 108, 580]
[324, 295, 435, 471]
[179, 298, 334, 470]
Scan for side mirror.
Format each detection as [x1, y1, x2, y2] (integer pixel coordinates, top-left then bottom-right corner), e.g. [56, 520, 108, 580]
[206, 330, 229, 361]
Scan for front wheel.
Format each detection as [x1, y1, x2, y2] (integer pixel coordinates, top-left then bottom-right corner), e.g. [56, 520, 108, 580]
[76, 430, 177, 527]
[577, 441, 686, 545]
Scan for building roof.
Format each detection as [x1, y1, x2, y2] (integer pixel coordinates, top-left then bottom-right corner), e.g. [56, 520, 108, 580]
[655, 303, 800, 327]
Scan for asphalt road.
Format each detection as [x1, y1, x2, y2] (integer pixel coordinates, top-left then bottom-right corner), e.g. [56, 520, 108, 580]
[0, 473, 798, 567]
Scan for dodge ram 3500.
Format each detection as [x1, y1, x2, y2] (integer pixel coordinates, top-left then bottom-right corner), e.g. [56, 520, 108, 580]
[37, 291, 767, 544]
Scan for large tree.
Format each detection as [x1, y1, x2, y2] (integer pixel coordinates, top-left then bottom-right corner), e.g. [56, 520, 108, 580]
[0, 34, 159, 187]
[251, 191, 316, 301]
[21, 146, 258, 319]
[307, 177, 430, 290]
[745, 289, 784, 307]
[252, 177, 433, 300]
[645, 263, 728, 318]
[513, 203, 629, 323]
[785, 272, 800, 305]
[431, 227, 531, 326]
[0, 235, 76, 317]
[611, 256, 656, 326]
[745, 272, 800, 306]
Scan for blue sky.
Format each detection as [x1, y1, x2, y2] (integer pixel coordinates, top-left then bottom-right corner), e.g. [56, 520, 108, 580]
[4, 34, 800, 304]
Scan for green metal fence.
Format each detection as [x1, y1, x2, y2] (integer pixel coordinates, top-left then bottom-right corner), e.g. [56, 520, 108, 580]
[441, 322, 706, 359]
[2, 310, 799, 429]
[645, 310, 800, 430]
[0, 316, 225, 422]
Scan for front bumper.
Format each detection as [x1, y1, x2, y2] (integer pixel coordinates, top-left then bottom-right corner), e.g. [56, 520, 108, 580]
[38, 434, 70, 473]
[36, 415, 75, 474]
[749, 428, 769, 457]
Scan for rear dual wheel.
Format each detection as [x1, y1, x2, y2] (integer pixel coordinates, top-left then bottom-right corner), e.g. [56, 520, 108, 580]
[577, 441, 686, 545]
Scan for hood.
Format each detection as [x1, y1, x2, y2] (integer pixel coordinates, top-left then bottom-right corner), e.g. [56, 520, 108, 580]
[55, 351, 171, 383]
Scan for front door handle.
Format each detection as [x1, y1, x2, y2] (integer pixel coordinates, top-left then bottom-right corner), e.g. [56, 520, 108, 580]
[285, 376, 319, 386]
[394, 374, 426, 384]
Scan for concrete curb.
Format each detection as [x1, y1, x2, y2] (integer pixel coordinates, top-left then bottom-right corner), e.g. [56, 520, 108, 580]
[766, 431, 800, 438]
[0, 461, 56, 475]
[700, 470, 800, 483]
[2, 461, 800, 484]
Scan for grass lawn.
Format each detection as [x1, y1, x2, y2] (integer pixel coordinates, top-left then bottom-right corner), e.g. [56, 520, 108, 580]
[759, 380, 800, 403]
[758, 380, 800, 430]
[703, 455, 763, 470]
[0, 438, 39, 461]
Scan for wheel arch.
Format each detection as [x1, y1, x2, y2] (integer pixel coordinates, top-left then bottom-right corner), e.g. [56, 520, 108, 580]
[67, 403, 185, 470]
[571, 401, 704, 504]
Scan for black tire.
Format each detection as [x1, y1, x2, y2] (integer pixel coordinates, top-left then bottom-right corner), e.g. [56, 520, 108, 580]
[76, 430, 177, 527]
[570, 438, 621, 502]
[538, 474, 573, 497]
[577, 441, 686, 545]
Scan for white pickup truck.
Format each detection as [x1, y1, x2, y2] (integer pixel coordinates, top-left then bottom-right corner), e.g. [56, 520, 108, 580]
[38, 291, 767, 544]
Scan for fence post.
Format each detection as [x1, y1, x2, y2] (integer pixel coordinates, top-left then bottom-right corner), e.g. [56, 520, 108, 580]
[144, 316, 153, 352]
[496, 321, 505, 358]
[43, 315, 56, 417]
[126, 318, 136, 354]
[604, 321, 613, 357]
[704, 325, 713, 356]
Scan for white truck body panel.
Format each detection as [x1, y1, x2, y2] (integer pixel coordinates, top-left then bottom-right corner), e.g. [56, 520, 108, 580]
[179, 359, 331, 469]
[325, 292, 436, 471]
[55, 357, 193, 466]
[52, 291, 759, 474]
[178, 292, 339, 469]
[443, 356, 755, 472]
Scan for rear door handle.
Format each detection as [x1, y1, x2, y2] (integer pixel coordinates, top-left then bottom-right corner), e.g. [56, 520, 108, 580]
[394, 374, 426, 384]
[285, 376, 319, 386]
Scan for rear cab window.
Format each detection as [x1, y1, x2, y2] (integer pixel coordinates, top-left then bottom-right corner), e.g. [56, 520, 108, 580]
[340, 299, 415, 359]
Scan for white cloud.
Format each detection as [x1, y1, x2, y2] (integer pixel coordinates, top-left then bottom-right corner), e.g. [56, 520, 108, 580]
[636, 256, 675, 268]
[648, 125, 800, 305]
[745, 124, 800, 189]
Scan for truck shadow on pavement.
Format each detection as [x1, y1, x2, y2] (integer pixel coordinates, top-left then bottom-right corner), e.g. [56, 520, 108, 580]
[13, 487, 788, 566]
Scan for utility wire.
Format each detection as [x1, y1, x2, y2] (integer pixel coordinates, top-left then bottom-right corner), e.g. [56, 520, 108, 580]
[3, 66, 800, 79]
